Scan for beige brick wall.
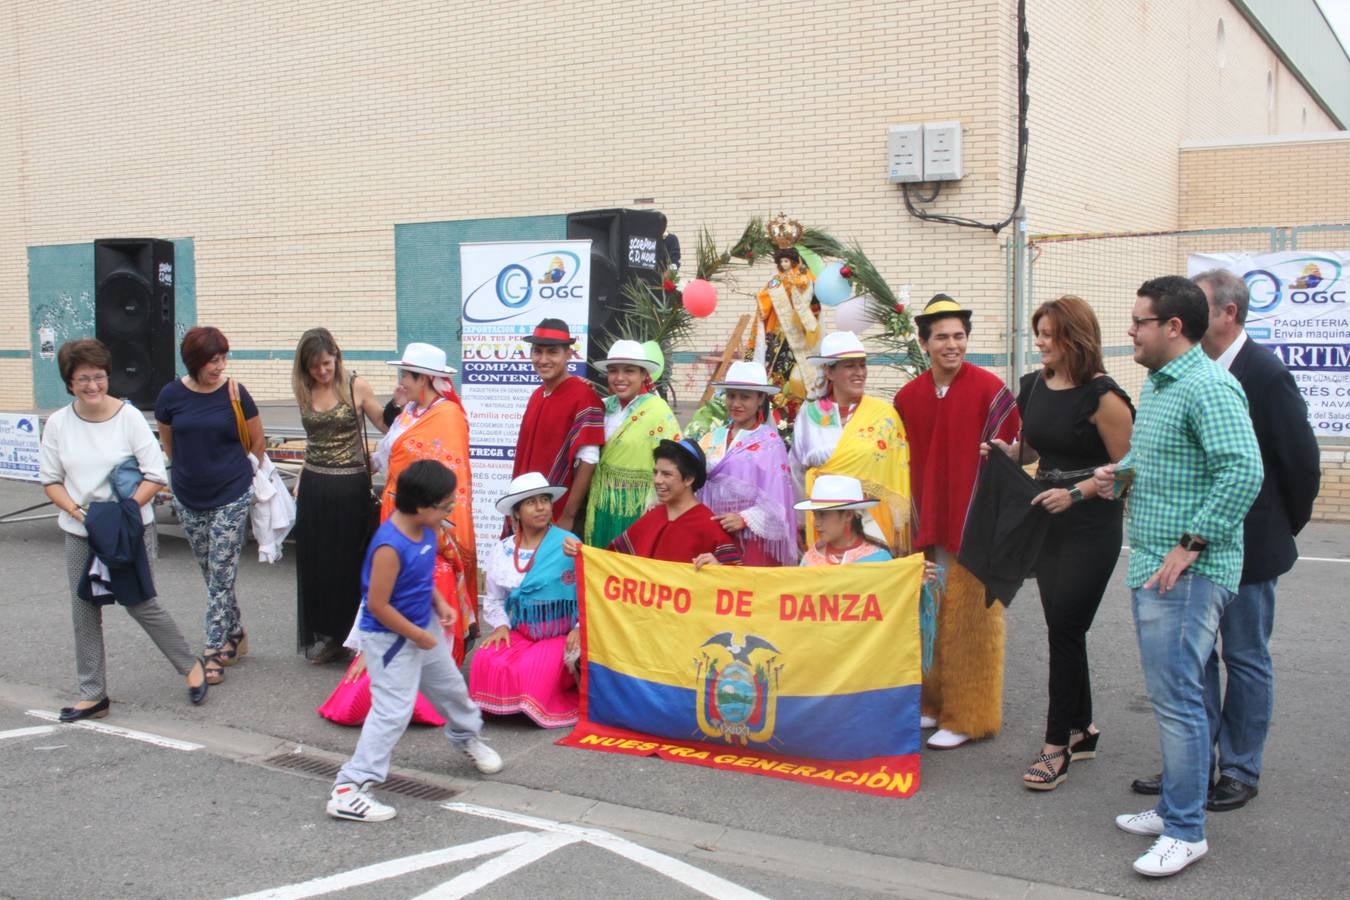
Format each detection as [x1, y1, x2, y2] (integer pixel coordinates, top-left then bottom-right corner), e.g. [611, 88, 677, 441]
[1315, 448, 1350, 523]
[1179, 136, 1350, 228]
[0, 0, 1337, 414]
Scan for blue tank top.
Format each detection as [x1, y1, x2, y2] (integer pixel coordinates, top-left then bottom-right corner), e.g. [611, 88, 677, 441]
[358, 519, 437, 633]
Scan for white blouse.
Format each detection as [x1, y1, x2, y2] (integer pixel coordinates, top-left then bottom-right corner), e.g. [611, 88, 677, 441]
[480, 536, 539, 631]
[39, 402, 168, 538]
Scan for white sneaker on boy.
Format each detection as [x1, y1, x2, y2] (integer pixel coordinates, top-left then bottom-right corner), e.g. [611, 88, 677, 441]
[1115, 808, 1165, 836]
[327, 782, 396, 822]
[455, 736, 503, 774]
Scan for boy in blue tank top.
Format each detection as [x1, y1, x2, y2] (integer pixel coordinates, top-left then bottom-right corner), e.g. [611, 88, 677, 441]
[328, 460, 502, 823]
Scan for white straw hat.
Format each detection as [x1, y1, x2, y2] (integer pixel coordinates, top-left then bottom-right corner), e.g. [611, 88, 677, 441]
[793, 474, 879, 511]
[806, 331, 869, 367]
[495, 472, 567, 516]
[712, 360, 779, 395]
[595, 339, 661, 374]
[386, 342, 458, 376]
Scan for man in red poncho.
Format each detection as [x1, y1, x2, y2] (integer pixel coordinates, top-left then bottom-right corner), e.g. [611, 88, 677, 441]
[511, 318, 605, 537]
[894, 295, 1020, 750]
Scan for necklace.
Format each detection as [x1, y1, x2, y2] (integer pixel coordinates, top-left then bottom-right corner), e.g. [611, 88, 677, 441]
[513, 532, 542, 573]
[824, 537, 865, 565]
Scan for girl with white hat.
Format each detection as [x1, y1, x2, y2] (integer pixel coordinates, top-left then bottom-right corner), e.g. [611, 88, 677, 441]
[695, 361, 798, 566]
[788, 331, 912, 556]
[468, 473, 581, 728]
[794, 475, 892, 565]
[584, 339, 681, 550]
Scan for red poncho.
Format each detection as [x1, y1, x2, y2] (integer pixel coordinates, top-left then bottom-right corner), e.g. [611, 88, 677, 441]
[894, 364, 1020, 555]
[512, 375, 605, 519]
[610, 503, 743, 565]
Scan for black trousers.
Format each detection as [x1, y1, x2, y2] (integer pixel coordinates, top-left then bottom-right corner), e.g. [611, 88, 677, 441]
[1034, 496, 1122, 745]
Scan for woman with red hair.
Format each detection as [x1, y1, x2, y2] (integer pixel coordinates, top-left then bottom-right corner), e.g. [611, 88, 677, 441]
[155, 326, 265, 686]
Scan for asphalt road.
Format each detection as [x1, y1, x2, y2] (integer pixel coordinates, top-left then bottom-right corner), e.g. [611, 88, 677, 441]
[1, 477, 1347, 899]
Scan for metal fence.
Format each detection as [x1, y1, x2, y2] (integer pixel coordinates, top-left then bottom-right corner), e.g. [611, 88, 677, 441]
[1019, 225, 1350, 399]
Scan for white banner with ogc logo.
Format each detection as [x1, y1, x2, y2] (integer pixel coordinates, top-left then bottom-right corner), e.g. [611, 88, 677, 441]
[459, 241, 592, 564]
[1188, 251, 1349, 437]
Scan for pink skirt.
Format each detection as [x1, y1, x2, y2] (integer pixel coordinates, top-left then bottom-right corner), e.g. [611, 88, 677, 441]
[469, 628, 578, 729]
[316, 654, 448, 727]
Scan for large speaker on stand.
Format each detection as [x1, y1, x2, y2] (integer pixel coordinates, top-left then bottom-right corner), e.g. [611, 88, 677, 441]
[566, 208, 668, 370]
[94, 238, 176, 410]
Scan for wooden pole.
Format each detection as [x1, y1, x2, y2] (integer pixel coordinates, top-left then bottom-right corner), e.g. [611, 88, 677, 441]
[700, 314, 752, 406]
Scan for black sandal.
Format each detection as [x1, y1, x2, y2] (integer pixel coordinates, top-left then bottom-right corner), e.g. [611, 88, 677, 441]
[1069, 726, 1100, 761]
[203, 651, 225, 685]
[219, 630, 249, 667]
[1023, 747, 1070, 791]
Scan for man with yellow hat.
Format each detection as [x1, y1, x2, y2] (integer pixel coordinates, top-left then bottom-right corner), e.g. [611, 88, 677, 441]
[893, 294, 1020, 750]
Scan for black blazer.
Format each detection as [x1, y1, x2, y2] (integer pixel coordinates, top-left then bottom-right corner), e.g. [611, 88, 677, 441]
[1229, 337, 1321, 584]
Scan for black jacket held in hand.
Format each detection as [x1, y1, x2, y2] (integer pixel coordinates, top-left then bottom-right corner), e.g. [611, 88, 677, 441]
[1229, 338, 1321, 584]
[958, 449, 1051, 608]
[77, 498, 156, 607]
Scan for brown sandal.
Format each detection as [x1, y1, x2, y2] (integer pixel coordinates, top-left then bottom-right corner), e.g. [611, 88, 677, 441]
[203, 651, 225, 685]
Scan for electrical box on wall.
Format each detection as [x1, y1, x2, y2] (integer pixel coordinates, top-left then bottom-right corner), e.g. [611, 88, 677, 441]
[887, 124, 923, 183]
[922, 121, 963, 181]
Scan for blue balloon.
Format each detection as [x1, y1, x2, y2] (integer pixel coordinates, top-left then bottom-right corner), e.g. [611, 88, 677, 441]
[815, 261, 852, 307]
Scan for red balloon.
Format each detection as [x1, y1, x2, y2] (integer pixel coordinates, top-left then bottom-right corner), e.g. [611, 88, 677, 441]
[682, 279, 718, 318]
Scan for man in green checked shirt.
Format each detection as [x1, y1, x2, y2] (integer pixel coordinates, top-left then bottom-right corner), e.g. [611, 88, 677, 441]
[1093, 276, 1262, 879]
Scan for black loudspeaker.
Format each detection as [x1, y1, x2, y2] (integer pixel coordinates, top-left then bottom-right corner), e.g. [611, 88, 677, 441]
[94, 239, 176, 410]
[566, 208, 668, 365]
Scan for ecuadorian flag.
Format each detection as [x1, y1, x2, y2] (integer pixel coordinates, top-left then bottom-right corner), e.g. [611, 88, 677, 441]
[557, 547, 925, 798]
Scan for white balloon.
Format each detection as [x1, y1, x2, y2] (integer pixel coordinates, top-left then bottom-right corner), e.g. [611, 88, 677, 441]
[832, 296, 873, 333]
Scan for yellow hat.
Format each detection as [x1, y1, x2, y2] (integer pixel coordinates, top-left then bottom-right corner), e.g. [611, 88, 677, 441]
[913, 293, 972, 328]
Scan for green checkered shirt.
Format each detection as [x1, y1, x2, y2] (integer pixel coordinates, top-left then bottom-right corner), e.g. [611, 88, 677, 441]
[1121, 345, 1262, 592]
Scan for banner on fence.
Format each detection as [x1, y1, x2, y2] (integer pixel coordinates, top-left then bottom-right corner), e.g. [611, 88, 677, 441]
[557, 547, 925, 798]
[0, 413, 41, 483]
[458, 241, 591, 564]
[1188, 251, 1350, 436]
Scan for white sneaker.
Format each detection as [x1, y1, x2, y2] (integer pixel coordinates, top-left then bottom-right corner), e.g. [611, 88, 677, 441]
[920, 715, 938, 729]
[327, 782, 396, 822]
[926, 729, 970, 749]
[1115, 808, 1165, 836]
[1132, 836, 1208, 877]
[455, 736, 503, 774]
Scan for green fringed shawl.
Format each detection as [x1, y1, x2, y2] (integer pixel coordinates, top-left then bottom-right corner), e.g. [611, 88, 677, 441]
[584, 393, 680, 549]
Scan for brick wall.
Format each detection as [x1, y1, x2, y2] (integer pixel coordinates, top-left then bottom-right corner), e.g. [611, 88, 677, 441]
[1179, 135, 1350, 228]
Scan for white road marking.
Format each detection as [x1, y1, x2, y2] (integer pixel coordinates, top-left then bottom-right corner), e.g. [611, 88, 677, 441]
[409, 832, 581, 900]
[25, 710, 204, 751]
[0, 725, 56, 741]
[226, 833, 535, 900]
[1297, 555, 1350, 563]
[444, 802, 771, 900]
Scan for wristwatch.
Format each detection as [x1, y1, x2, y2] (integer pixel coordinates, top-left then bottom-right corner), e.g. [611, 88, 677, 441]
[1067, 486, 1084, 503]
[1178, 533, 1208, 552]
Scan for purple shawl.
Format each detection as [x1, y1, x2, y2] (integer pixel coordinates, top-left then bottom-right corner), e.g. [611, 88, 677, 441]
[697, 423, 799, 566]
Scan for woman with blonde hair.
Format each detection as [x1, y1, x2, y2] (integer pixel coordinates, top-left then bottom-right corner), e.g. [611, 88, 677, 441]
[291, 327, 387, 664]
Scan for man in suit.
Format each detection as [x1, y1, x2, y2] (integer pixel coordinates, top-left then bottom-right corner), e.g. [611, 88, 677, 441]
[1130, 268, 1321, 811]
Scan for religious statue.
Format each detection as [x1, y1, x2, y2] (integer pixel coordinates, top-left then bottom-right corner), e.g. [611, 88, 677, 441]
[746, 213, 821, 408]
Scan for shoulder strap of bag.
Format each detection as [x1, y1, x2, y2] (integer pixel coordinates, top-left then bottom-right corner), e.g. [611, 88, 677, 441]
[352, 372, 372, 470]
[228, 378, 250, 452]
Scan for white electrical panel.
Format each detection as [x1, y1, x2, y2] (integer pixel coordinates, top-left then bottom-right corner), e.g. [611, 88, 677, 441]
[922, 121, 963, 181]
[887, 124, 923, 183]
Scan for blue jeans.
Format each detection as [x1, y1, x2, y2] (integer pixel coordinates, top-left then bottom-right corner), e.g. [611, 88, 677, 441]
[1132, 572, 1234, 843]
[1204, 578, 1276, 787]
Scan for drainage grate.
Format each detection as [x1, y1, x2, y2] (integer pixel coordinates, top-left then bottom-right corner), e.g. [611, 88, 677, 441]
[262, 752, 459, 801]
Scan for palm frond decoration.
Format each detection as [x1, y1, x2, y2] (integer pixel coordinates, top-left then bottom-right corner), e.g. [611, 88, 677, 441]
[614, 275, 694, 399]
[694, 227, 731, 281]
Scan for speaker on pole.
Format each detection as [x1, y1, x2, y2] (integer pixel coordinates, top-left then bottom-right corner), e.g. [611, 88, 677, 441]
[566, 208, 668, 367]
[94, 238, 176, 410]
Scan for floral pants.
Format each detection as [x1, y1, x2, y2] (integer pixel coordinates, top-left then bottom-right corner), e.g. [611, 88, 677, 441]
[175, 489, 252, 649]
